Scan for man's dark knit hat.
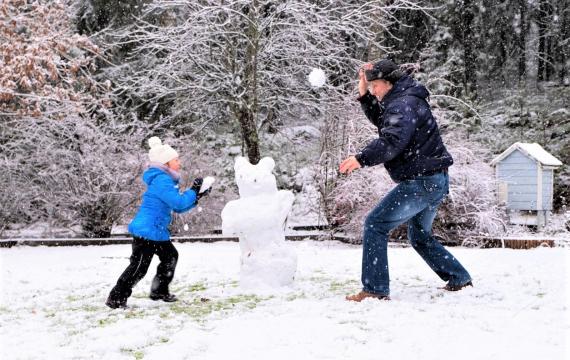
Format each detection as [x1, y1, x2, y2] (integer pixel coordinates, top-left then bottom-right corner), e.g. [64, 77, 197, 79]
[365, 59, 403, 84]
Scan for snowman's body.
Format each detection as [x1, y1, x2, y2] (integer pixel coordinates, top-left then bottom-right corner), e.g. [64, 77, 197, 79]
[221, 157, 297, 288]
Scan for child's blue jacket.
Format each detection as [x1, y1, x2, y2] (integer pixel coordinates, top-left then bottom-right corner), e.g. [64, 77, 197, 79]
[128, 167, 197, 241]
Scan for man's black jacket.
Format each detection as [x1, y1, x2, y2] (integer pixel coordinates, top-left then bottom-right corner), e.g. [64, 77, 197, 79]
[355, 75, 453, 182]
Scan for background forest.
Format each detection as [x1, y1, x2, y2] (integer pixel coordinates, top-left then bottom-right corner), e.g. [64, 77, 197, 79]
[1, 0, 568, 242]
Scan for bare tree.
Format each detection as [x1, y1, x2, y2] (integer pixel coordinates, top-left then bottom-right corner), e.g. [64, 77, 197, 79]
[104, 0, 426, 164]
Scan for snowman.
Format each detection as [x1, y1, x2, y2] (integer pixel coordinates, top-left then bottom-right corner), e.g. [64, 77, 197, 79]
[221, 156, 297, 288]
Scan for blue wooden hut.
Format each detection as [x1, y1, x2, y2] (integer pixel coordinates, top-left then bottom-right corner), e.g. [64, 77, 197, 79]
[491, 142, 563, 228]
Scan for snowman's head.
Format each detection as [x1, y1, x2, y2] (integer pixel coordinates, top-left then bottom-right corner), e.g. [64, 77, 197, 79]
[234, 156, 278, 198]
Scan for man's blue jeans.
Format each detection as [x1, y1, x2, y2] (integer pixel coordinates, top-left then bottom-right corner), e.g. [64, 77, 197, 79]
[361, 172, 471, 296]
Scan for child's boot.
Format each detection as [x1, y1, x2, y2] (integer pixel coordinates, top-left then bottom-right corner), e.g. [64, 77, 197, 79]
[105, 295, 127, 309]
[149, 292, 178, 302]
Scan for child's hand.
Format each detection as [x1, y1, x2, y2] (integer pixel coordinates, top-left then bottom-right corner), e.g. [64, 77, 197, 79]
[191, 178, 203, 194]
[191, 177, 212, 200]
[199, 187, 212, 198]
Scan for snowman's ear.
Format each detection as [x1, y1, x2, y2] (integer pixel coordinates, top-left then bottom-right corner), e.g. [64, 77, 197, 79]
[234, 156, 250, 173]
[258, 157, 275, 173]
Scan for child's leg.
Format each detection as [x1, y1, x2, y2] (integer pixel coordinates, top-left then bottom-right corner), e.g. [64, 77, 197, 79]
[150, 241, 179, 296]
[107, 237, 154, 305]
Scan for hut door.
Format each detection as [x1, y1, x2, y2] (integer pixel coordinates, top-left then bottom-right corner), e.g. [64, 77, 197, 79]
[498, 181, 508, 204]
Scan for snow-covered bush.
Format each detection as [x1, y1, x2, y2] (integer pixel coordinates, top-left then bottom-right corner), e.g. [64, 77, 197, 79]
[317, 100, 392, 235]
[318, 92, 506, 245]
[1, 114, 148, 237]
[436, 135, 507, 244]
[0, 0, 147, 237]
[0, 0, 106, 118]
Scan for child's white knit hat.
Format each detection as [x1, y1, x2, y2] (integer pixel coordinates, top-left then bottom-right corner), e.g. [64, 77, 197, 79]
[148, 136, 178, 164]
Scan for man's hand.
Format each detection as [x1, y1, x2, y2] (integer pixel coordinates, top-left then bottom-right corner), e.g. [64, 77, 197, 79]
[339, 156, 361, 175]
[358, 63, 373, 96]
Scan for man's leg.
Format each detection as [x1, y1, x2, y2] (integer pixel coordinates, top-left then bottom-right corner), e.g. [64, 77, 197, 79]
[107, 237, 154, 307]
[360, 180, 432, 296]
[150, 241, 179, 300]
[407, 175, 472, 288]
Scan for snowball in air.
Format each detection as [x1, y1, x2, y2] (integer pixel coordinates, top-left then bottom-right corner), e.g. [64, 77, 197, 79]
[308, 68, 326, 88]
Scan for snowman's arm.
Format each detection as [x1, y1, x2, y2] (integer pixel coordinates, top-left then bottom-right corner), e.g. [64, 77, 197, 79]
[221, 200, 243, 235]
[277, 191, 295, 225]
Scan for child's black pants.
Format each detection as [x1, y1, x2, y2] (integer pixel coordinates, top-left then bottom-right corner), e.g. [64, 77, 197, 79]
[108, 237, 178, 303]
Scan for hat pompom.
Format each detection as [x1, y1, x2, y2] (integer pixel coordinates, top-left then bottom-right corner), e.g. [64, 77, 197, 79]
[147, 137, 178, 164]
[148, 136, 162, 149]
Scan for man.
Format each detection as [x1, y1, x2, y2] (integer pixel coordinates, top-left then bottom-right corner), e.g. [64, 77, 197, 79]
[340, 59, 472, 301]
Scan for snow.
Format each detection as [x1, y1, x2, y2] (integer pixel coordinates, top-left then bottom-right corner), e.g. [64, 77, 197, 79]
[308, 68, 326, 88]
[199, 176, 215, 194]
[221, 157, 297, 288]
[2, 222, 82, 239]
[283, 125, 322, 140]
[549, 108, 570, 117]
[516, 143, 564, 166]
[289, 167, 326, 226]
[1, 241, 568, 359]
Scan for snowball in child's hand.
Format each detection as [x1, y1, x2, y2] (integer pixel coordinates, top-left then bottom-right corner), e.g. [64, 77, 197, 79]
[199, 176, 215, 193]
[308, 68, 326, 87]
[183, 224, 189, 231]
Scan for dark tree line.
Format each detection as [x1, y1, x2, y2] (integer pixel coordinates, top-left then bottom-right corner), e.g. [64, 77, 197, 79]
[385, 0, 569, 99]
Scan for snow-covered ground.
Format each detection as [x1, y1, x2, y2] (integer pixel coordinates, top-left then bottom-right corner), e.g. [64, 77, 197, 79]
[1, 241, 568, 360]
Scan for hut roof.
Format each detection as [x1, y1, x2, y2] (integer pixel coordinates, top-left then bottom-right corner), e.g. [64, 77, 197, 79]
[491, 142, 563, 167]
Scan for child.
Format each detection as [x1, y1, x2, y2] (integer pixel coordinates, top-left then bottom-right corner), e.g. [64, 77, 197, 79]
[106, 136, 210, 309]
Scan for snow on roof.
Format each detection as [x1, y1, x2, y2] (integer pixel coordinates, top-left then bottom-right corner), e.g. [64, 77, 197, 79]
[491, 142, 563, 167]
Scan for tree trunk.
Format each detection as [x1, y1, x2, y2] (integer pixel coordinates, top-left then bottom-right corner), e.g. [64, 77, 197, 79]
[518, 0, 528, 81]
[238, 107, 261, 164]
[241, 0, 261, 165]
[538, 40, 545, 82]
[537, 0, 550, 82]
[546, 36, 554, 81]
[462, 0, 477, 98]
[544, 1, 555, 81]
[497, 24, 508, 83]
[560, 0, 570, 84]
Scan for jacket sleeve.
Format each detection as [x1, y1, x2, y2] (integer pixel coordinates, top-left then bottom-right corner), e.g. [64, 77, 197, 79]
[357, 91, 383, 127]
[355, 102, 416, 167]
[154, 175, 198, 213]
